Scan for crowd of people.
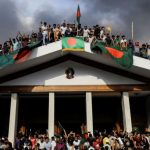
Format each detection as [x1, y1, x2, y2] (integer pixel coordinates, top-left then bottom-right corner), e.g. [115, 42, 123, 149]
[0, 129, 150, 150]
[0, 21, 150, 60]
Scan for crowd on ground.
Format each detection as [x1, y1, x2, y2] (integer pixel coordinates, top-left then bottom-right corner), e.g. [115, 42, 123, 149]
[0, 129, 150, 150]
[0, 21, 150, 60]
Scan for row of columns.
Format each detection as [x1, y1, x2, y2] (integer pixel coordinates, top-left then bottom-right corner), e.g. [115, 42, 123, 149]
[8, 92, 148, 147]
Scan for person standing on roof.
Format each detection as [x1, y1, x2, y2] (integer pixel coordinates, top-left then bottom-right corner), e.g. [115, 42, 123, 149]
[41, 22, 48, 45]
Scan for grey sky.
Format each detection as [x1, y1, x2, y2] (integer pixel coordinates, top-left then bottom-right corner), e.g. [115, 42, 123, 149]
[0, 0, 150, 43]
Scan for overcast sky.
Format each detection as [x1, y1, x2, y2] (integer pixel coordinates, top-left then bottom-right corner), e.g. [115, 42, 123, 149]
[0, 0, 150, 43]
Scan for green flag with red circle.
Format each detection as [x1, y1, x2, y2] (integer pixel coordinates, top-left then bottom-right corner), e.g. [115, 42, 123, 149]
[62, 37, 84, 51]
[0, 41, 41, 68]
[91, 39, 133, 68]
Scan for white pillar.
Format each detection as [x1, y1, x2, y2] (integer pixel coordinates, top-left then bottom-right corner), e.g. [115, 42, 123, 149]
[48, 93, 55, 138]
[121, 92, 132, 133]
[86, 92, 93, 134]
[8, 93, 19, 147]
[146, 97, 150, 129]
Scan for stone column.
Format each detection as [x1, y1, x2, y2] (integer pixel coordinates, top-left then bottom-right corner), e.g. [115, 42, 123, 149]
[121, 92, 132, 133]
[48, 93, 55, 138]
[146, 97, 150, 129]
[8, 93, 19, 147]
[86, 92, 93, 134]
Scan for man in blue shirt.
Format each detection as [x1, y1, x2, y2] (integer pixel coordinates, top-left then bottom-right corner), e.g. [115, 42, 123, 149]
[45, 137, 52, 150]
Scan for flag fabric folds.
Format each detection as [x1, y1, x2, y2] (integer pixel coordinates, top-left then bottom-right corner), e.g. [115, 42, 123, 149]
[58, 121, 65, 133]
[76, 4, 81, 25]
[0, 38, 133, 69]
[55, 121, 66, 137]
[0, 41, 42, 68]
[62, 37, 84, 51]
[91, 39, 133, 68]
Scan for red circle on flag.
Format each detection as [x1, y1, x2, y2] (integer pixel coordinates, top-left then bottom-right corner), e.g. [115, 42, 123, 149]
[67, 37, 77, 46]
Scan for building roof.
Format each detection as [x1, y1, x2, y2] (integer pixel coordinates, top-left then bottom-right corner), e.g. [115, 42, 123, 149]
[0, 41, 149, 84]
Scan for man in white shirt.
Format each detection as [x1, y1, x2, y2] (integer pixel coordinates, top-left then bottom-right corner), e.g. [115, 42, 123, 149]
[65, 24, 72, 37]
[73, 136, 80, 150]
[41, 22, 48, 45]
[120, 35, 127, 50]
[38, 137, 46, 150]
[12, 38, 19, 51]
[51, 137, 56, 150]
[61, 23, 67, 36]
[134, 42, 140, 56]
[83, 26, 90, 38]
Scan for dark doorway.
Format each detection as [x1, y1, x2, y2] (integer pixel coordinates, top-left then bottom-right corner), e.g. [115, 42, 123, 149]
[130, 96, 147, 132]
[55, 93, 86, 133]
[18, 93, 48, 134]
[0, 94, 10, 137]
[93, 93, 123, 133]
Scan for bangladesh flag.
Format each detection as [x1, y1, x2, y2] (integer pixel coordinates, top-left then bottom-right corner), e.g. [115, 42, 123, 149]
[76, 4, 81, 25]
[62, 37, 84, 51]
[91, 39, 133, 68]
[0, 41, 42, 68]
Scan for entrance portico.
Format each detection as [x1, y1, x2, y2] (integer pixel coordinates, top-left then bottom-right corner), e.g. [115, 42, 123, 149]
[0, 43, 149, 147]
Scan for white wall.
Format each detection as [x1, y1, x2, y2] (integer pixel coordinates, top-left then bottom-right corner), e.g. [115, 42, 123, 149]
[1, 61, 143, 86]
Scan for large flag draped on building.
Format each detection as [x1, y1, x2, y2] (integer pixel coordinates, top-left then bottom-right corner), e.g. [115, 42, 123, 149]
[0, 38, 133, 69]
[91, 39, 133, 68]
[0, 41, 41, 68]
[76, 4, 81, 24]
[62, 37, 84, 51]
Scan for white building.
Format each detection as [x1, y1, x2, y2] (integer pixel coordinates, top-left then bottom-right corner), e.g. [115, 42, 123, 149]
[0, 41, 149, 147]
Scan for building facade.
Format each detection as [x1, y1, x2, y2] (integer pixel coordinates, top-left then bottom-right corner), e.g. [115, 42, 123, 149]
[0, 41, 149, 146]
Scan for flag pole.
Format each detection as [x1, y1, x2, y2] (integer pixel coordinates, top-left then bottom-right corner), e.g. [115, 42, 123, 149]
[131, 21, 134, 41]
[110, 26, 112, 36]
